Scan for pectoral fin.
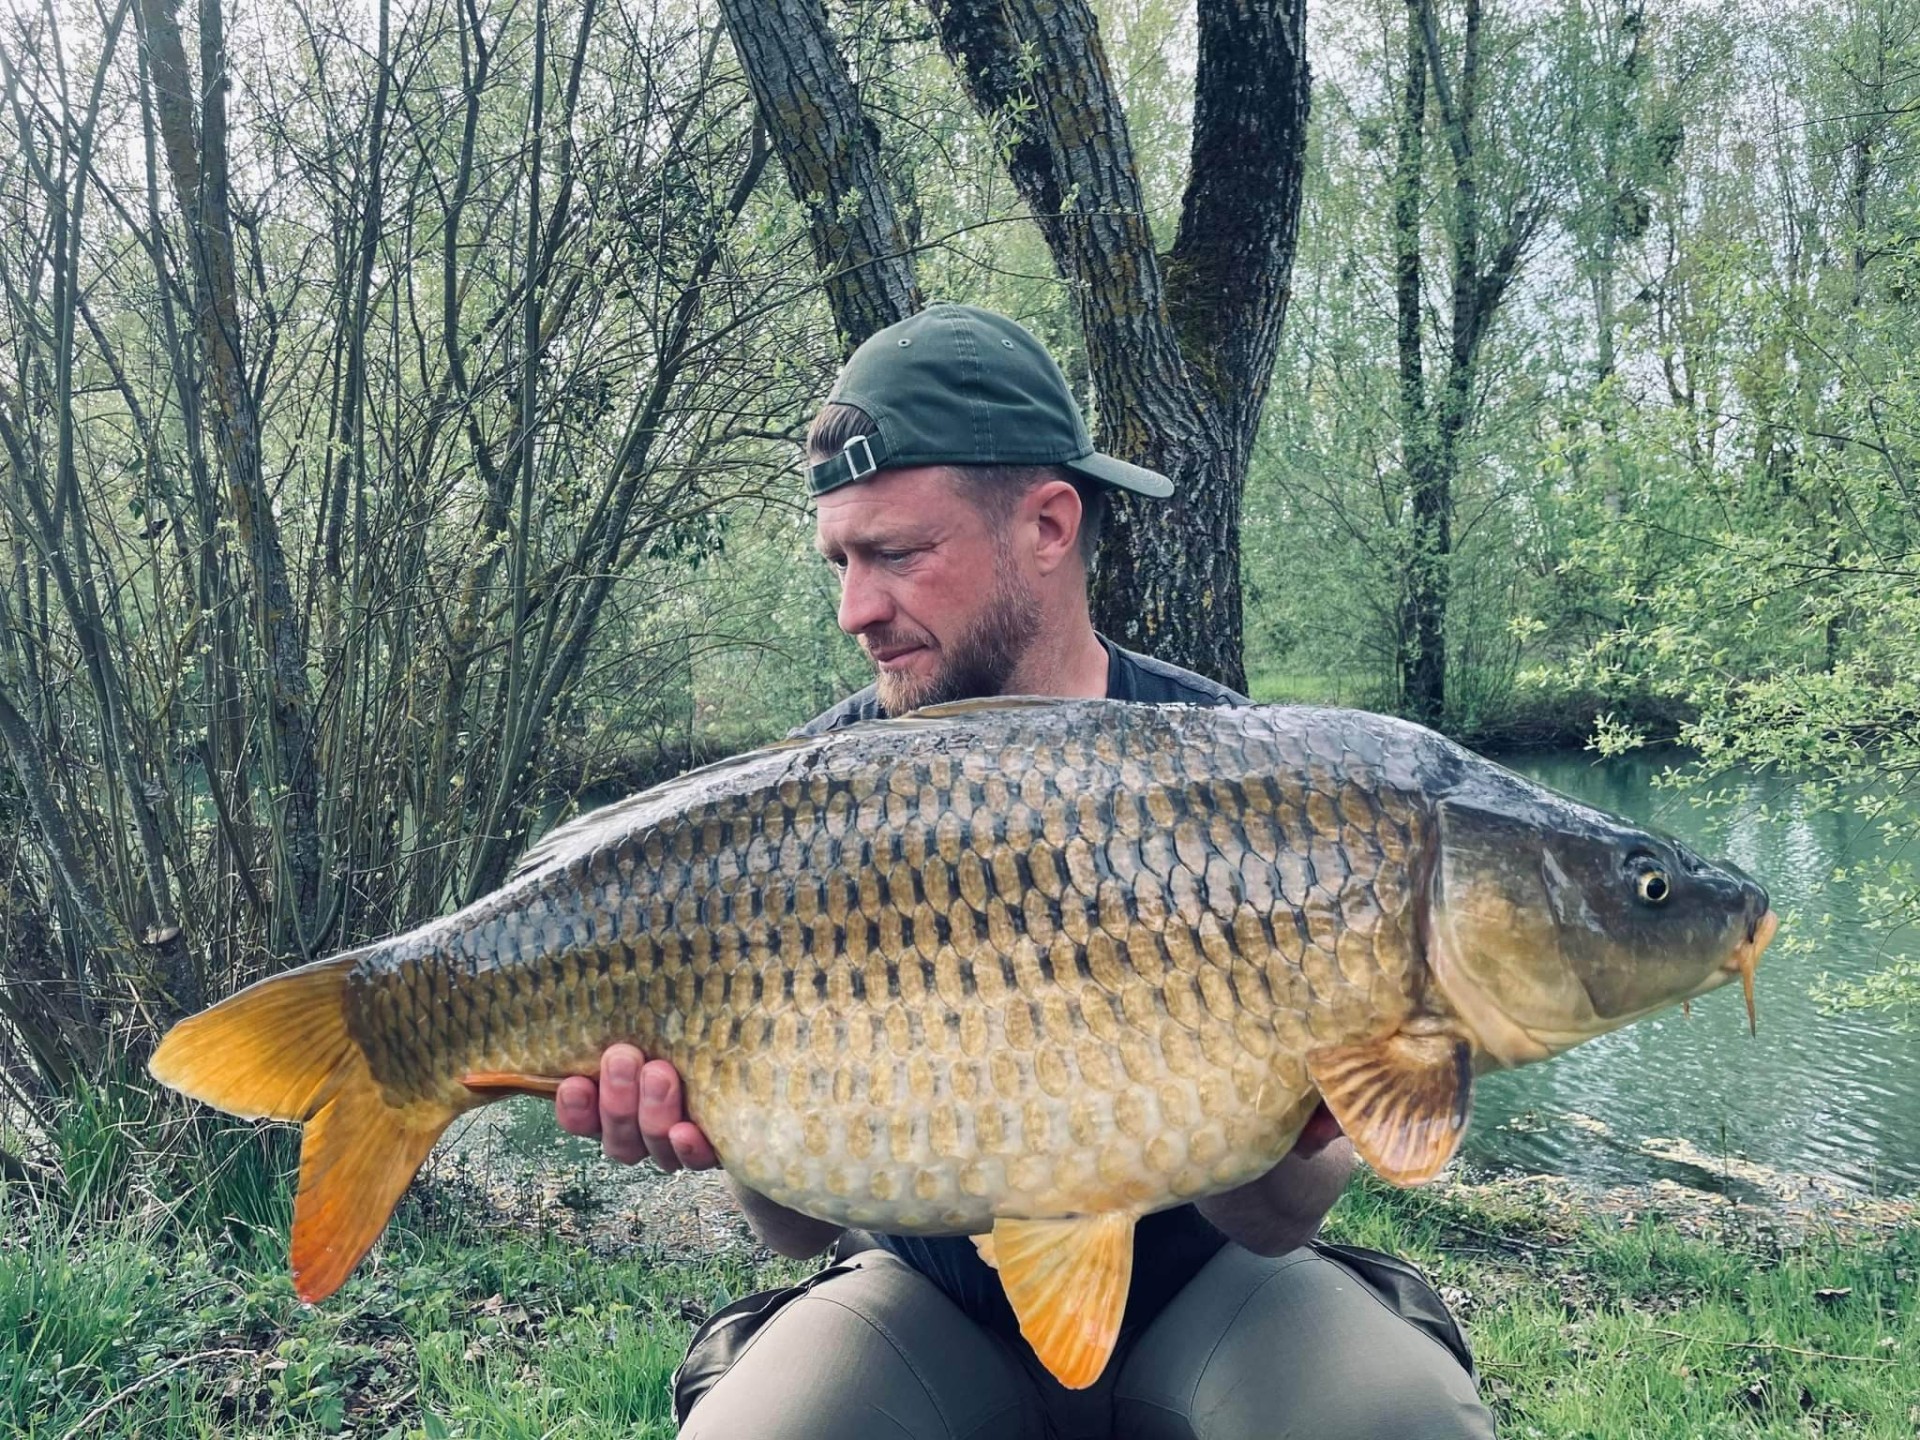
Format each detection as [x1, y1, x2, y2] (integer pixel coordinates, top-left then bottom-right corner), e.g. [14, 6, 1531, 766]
[1307, 1031, 1473, 1185]
[972, 1213, 1136, 1389]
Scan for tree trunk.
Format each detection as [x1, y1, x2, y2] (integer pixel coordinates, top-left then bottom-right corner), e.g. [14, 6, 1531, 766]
[1394, 0, 1443, 725]
[1397, 0, 1535, 727]
[716, 0, 922, 353]
[933, 0, 1309, 691]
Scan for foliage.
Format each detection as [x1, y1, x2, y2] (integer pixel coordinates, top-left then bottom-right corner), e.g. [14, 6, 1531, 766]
[0, 0, 1323, 1125]
[1246, 0, 1920, 1003]
[3, 0, 1919, 1116]
[1556, 0, 1920, 1009]
[0, 0, 830, 1111]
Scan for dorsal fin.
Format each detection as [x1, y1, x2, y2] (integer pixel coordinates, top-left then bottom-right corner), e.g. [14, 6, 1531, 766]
[508, 697, 1071, 882]
[507, 737, 813, 882]
[895, 695, 1074, 721]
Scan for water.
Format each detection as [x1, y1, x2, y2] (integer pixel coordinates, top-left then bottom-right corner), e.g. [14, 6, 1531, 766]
[1464, 751, 1920, 1194]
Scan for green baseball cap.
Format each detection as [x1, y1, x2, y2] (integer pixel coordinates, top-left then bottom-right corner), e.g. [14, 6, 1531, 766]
[805, 304, 1175, 499]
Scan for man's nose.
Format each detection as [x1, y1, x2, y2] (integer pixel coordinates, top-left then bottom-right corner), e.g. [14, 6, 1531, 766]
[836, 563, 892, 635]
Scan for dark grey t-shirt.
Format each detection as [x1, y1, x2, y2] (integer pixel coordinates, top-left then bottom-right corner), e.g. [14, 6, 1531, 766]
[790, 635, 1247, 738]
[791, 638, 1250, 1350]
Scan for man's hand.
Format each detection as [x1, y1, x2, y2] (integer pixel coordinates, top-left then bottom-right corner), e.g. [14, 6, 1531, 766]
[553, 1044, 718, 1171]
[553, 1045, 840, 1259]
[1194, 1104, 1356, 1256]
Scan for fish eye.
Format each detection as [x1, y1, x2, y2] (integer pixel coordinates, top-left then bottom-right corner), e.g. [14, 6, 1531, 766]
[1635, 868, 1672, 905]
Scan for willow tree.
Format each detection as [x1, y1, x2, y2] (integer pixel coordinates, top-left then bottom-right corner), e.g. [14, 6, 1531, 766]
[718, 0, 1312, 691]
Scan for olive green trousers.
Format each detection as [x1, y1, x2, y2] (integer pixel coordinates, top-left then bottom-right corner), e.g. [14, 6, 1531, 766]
[675, 1244, 1495, 1439]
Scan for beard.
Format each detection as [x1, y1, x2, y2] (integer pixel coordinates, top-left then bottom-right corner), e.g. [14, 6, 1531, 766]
[872, 573, 1043, 716]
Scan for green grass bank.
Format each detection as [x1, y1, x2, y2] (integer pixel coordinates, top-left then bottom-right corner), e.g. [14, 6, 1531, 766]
[4, 1156, 1915, 1440]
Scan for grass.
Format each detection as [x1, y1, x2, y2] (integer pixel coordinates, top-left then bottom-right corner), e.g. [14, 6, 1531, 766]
[1244, 667, 1367, 707]
[2, 1170, 792, 1439]
[3, 1143, 1915, 1438]
[1325, 1179, 1920, 1438]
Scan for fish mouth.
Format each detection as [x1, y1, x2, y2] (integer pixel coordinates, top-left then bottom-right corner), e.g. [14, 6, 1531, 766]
[1721, 907, 1778, 1036]
[1453, 907, 1782, 1061]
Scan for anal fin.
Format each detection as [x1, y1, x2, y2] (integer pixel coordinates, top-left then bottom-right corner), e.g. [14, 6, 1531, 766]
[973, 1213, 1135, 1390]
[1307, 1030, 1473, 1185]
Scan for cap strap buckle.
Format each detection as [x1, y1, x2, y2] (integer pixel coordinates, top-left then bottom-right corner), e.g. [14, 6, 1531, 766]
[807, 432, 887, 495]
[841, 434, 878, 482]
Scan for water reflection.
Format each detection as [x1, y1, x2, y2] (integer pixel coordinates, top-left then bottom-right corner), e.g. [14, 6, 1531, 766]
[1468, 751, 1920, 1193]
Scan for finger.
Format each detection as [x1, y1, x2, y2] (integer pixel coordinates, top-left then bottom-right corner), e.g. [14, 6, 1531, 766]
[667, 1120, 720, 1171]
[639, 1060, 686, 1172]
[598, 1045, 647, 1165]
[555, 1076, 601, 1137]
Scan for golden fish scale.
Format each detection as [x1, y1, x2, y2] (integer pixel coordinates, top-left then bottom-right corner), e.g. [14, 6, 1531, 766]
[346, 704, 1435, 1232]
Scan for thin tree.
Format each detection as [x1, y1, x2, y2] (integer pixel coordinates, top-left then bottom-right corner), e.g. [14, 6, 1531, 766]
[1393, 0, 1547, 724]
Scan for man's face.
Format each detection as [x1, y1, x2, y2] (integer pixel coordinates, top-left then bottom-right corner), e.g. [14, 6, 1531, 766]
[814, 465, 1041, 714]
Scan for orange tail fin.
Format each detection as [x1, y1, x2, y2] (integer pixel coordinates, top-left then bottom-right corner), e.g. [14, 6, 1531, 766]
[149, 953, 463, 1301]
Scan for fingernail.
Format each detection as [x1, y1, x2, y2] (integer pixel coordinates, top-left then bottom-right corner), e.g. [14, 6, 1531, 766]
[560, 1090, 589, 1116]
[607, 1053, 636, 1085]
[643, 1070, 670, 1103]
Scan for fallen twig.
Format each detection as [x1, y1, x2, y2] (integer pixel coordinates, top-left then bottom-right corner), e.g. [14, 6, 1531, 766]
[59, 1346, 260, 1439]
[1648, 1327, 1894, 1365]
[1437, 1218, 1576, 1255]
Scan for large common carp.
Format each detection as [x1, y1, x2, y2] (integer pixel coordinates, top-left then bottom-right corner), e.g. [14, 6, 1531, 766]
[152, 700, 1774, 1387]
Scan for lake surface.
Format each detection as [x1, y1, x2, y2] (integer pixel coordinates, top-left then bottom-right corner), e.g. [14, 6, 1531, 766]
[1465, 751, 1920, 1194]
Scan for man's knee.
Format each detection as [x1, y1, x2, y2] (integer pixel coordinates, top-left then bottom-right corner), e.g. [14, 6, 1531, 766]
[1116, 1246, 1494, 1440]
[1258, 1341, 1492, 1440]
[678, 1253, 1040, 1440]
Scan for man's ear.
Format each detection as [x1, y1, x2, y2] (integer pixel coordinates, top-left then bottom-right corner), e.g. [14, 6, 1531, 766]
[1024, 478, 1084, 576]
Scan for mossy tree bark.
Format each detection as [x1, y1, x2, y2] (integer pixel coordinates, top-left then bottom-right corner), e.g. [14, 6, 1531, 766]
[716, 0, 923, 355]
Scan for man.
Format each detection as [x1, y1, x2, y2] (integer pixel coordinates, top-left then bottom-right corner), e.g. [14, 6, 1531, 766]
[556, 305, 1495, 1439]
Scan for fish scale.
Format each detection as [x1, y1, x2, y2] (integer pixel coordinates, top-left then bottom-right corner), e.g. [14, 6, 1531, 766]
[150, 697, 1774, 1390]
[348, 701, 1420, 1232]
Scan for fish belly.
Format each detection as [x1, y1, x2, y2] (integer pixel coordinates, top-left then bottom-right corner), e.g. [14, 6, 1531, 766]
[695, 1039, 1329, 1234]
